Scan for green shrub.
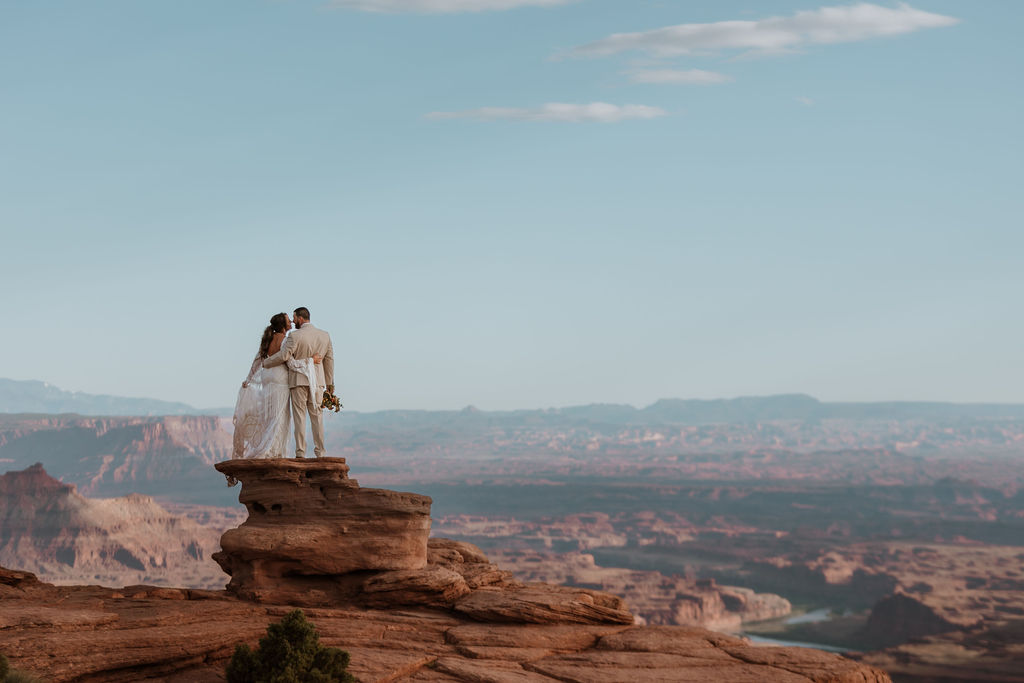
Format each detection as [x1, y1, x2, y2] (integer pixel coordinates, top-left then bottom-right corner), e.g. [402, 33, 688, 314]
[0, 655, 45, 683]
[226, 609, 354, 683]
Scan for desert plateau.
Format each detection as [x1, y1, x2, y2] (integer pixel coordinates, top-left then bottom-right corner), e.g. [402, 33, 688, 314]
[1, 384, 1023, 680]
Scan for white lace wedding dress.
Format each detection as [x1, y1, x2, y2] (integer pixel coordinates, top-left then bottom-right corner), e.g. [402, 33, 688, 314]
[232, 356, 291, 459]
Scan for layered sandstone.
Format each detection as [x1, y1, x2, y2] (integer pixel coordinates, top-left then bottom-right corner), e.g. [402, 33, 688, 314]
[212, 458, 635, 625]
[0, 458, 893, 681]
[0, 566, 892, 683]
[213, 458, 431, 601]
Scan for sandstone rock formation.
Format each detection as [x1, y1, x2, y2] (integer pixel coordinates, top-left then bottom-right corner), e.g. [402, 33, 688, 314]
[212, 457, 634, 625]
[0, 463, 227, 589]
[0, 566, 892, 683]
[0, 458, 893, 681]
[213, 458, 430, 601]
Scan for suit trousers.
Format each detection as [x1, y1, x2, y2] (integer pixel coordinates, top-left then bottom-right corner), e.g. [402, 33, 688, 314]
[290, 385, 325, 458]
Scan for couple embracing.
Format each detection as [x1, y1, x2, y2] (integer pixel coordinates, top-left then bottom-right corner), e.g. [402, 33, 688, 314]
[232, 307, 335, 460]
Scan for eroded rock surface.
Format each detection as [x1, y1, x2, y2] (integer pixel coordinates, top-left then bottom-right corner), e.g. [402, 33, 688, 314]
[213, 457, 432, 601]
[212, 458, 632, 624]
[0, 459, 893, 681]
[0, 567, 892, 683]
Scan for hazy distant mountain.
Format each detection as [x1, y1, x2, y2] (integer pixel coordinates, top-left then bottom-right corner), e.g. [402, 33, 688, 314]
[344, 394, 1024, 428]
[3, 377, 1023, 423]
[0, 378, 201, 416]
[637, 394, 1024, 423]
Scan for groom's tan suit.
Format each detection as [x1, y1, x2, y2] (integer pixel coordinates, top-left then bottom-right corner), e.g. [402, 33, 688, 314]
[264, 323, 334, 458]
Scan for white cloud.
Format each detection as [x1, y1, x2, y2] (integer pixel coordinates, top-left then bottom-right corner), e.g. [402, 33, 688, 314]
[330, 0, 577, 12]
[574, 3, 959, 58]
[630, 68, 733, 85]
[796, 95, 815, 106]
[426, 102, 668, 122]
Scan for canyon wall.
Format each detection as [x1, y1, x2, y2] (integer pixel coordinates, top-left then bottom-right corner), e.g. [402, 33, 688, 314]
[0, 464, 229, 589]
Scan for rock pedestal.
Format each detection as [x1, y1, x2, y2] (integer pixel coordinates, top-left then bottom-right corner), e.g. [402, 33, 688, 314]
[212, 458, 635, 625]
[213, 458, 432, 604]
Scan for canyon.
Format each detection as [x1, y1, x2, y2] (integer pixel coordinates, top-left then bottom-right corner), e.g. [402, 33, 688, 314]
[0, 457, 889, 682]
[1, 392, 1023, 680]
[0, 464, 232, 589]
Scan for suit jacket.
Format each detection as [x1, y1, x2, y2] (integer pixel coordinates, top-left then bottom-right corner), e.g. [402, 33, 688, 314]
[264, 323, 335, 389]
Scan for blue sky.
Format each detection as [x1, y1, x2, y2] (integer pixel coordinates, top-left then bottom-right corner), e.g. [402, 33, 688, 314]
[2, 1, 1021, 410]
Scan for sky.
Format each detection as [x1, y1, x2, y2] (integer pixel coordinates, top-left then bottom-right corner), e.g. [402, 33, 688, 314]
[1, 0, 1021, 411]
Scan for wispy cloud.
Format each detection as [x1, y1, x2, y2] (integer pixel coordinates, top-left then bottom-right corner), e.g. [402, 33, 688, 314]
[796, 96, 815, 106]
[329, 0, 577, 12]
[426, 102, 668, 123]
[574, 3, 959, 58]
[630, 68, 733, 85]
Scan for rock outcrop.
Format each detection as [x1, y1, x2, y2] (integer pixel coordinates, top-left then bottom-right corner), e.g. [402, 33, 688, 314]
[213, 458, 431, 601]
[0, 458, 893, 682]
[0, 566, 893, 683]
[212, 457, 635, 625]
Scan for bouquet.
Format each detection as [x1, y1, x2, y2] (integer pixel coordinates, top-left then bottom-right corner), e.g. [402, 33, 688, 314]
[321, 385, 343, 413]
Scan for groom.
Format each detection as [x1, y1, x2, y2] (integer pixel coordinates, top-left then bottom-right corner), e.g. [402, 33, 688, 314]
[263, 307, 335, 458]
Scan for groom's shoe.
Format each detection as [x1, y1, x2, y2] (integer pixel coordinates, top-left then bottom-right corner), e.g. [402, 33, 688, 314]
[295, 454, 305, 459]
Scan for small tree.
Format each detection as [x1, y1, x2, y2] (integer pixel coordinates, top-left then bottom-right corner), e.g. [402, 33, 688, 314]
[0, 653, 9, 681]
[226, 609, 354, 683]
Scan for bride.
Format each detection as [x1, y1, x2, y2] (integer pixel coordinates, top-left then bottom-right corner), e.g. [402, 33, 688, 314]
[232, 313, 321, 459]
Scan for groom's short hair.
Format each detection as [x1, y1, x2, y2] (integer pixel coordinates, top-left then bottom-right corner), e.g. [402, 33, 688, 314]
[294, 307, 311, 321]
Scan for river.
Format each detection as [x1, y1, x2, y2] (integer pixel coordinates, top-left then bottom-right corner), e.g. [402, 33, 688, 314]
[741, 607, 854, 653]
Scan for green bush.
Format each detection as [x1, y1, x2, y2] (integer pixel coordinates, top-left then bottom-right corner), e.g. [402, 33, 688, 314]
[226, 609, 354, 683]
[0, 654, 45, 683]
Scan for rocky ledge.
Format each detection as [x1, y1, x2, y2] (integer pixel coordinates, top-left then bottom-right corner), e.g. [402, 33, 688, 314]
[0, 459, 893, 681]
[0, 566, 892, 682]
[213, 457, 634, 625]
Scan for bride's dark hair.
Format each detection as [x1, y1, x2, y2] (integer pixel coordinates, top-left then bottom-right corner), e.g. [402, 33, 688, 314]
[259, 313, 289, 359]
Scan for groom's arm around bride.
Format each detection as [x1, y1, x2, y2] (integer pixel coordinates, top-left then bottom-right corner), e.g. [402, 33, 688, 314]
[264, 307, 334, 458]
